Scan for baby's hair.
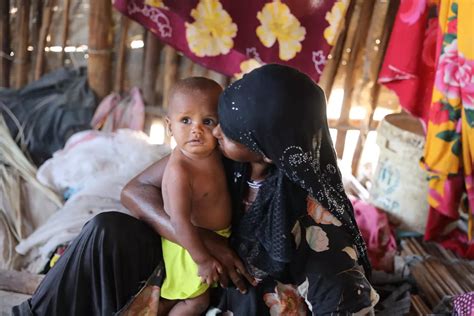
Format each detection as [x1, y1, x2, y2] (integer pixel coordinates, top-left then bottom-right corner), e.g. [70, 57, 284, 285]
[168, 77, 222, 113]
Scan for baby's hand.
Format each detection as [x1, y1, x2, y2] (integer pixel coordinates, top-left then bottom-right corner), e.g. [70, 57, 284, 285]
[197, 257, 222, 285]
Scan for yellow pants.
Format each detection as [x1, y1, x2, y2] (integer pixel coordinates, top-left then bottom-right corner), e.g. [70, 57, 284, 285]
[160, 227, 231, 300]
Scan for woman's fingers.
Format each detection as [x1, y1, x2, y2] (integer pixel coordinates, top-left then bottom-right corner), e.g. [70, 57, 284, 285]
[218, 271, 230, 288]
[228, 269, 247, 294]
[234, 260, 257, 286]
[216, 261, 223, 274]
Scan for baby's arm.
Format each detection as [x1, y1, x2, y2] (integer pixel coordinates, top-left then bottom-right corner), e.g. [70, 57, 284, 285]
[165, 165, 222, 285]
[122, 156, 255, 292]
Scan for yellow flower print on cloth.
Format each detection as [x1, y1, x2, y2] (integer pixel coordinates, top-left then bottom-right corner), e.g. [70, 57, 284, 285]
[307, 196, 342, 226]
[263, 282, 307, 316]
[144, 0, 166, 9]
[324, 0, 350, 46]
[185, 0, 237, 57]
[234, 59, 263, 79]
[306, 226, 329, 252]
[256, 0, 306, 61]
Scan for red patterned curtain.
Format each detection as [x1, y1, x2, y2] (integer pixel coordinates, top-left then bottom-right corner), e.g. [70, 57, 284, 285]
[113, 0, 347, 82]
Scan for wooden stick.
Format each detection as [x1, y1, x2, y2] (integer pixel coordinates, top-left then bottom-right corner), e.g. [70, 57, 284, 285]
[431, 260, 465, 295]
[410, 238, 429, 257]
[410, 296, 422, 316]
[335, 0, 375, 158]
[87, 0, 113, 99]
[114, 15, 130, 93]
[0, 0, 10, 87]
[410, 264, 440, 307]
[179, 56, 194, 79]
[351, 0, 398, 174]
[191, 63, 207, 77]
[422, 260, 456, 296]
[59, 0, 71, 65]
[411, 294, 431, 315]
[207, 70, 228, 88]
[351, 83, 380, 174]
[30, 0, 42, 71]
[0, 269, 44, 295]
[162, 45, 178, 110]
[402, 238, 418, 256]
[34, 0, 55, 80]
[142, 31, 163, 105]
[14, 0, 30, 88]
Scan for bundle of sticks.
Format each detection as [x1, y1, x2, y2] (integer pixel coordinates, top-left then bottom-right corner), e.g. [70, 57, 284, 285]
[401, 237, 474, 314]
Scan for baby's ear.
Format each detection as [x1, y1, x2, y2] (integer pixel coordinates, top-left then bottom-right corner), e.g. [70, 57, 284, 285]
[165, 117, 173, 136]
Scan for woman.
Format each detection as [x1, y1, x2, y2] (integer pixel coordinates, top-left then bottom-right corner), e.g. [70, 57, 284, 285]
[14, 64, 377, 315]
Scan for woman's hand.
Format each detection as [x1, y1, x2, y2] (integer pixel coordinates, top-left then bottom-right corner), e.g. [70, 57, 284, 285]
[199, 229, 256, 293]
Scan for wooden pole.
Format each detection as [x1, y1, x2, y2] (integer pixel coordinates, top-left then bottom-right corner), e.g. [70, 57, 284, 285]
[34, 0, 55, 80]
[0, 0, 10, 87]
[88, 0, 113, 100]
[351, 0, 396, 174]
[179, 56, 194, 80]
[351, 83, 380, 174]
[14, 0, 30, 88]
[30, 0, 43, 77]
[59, 0, 71, 65]
[0, 269, 44, 295]
[162, 45, 178, 110]
[114, 15, 130, 93]
[143, 31, 163, 105]
[207, 70, 228, 88]
[334, 0, 375, 158]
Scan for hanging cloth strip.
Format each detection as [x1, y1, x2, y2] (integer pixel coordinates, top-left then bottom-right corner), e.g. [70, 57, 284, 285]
[378, 0, 439, 127]
[421, 0, 474, 257]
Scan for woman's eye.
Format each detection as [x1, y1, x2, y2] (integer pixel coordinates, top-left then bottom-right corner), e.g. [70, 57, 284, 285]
[181, 117, 191, 124]
[203, 118, 216, 126]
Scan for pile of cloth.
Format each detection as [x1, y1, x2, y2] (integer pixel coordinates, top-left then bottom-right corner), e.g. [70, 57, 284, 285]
[14, 129, 170, 273]
[0, 67, 170, 273]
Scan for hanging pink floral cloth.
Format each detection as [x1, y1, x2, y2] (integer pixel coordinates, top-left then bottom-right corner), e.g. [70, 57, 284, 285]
[421, 0, 474, 258]
[378, 0, 439, 127]
[113, 0, 347, 82]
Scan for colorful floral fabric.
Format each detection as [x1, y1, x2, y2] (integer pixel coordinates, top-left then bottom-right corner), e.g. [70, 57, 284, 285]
[210, 196, 378, 315]
[379, 0, 439, 126]
[113, 0, 339, 80]
[421, 0, 474, 254]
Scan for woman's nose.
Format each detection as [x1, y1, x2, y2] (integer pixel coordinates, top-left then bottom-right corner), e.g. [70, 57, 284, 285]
[191, 123, 203, 133]
[212, 124, 222, 138]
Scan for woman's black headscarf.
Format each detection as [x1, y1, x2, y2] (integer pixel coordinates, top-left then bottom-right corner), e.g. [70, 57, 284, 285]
[218, 64, 371, 279]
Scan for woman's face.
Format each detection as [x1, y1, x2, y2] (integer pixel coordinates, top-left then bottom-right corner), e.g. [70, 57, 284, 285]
[212, 124, 264, 163]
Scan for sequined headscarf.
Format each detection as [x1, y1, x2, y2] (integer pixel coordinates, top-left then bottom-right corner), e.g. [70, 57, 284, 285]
[218, 64, 371, 279]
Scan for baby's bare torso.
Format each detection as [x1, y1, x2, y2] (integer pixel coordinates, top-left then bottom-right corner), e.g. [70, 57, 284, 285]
[162, 149, 232, 231]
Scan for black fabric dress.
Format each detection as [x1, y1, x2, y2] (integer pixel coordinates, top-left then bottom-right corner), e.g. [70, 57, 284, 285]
[12, 212, 164, 316]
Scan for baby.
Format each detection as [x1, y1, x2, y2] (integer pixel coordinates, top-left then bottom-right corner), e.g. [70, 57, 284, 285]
[159, 77, 231, 315]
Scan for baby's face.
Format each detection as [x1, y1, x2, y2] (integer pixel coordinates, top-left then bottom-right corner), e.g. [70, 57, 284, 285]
[167, 90, 219, 159]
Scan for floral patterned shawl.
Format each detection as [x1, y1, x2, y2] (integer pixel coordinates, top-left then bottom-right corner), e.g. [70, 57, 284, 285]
[113, 0, 351, 81]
